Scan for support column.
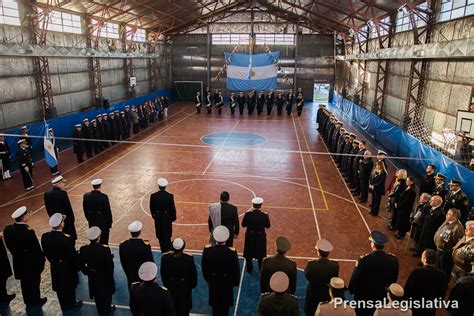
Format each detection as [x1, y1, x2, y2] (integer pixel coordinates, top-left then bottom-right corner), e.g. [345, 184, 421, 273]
[148, 31, 159, 92]
[293, 28, 299, 92]
[355, 27, 369, 107]
[206, 25, 211, 89]
[121, 24, 134, 98]
[85, 17, 104, 105]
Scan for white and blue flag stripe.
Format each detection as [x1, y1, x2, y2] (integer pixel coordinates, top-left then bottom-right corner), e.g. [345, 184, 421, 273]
[225, 51, 280, 91]
[44, 122, 57, 168]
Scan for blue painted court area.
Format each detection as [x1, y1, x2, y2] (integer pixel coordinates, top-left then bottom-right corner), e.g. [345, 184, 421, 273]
[69, 247, 308, 315]
[201, 132, 267, 147]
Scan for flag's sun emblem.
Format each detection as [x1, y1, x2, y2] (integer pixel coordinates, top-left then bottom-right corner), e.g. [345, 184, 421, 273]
[251, 70, 256, 77]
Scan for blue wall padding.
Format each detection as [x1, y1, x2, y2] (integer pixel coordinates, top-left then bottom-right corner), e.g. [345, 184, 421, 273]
[1, 89, 172, 167]
[329, 95, 474, 205]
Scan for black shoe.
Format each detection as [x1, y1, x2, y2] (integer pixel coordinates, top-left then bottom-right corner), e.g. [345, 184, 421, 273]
[63, 301, 83, 311]
[108, 305, 116, 313]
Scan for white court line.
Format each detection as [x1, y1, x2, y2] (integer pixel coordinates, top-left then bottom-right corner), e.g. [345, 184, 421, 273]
[291, 114, 321, 240]
[202, 120, 240, 175]
[234, 259, 246, 316]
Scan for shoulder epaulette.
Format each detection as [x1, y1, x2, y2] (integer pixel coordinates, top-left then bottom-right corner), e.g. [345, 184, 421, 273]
[263, 211, 268, 215]
[261, 292, 271, 297]
[289, 294, 298, 299]
[101, 244, 109, 248]
[160, 286, 168, 291]
[120, 239, 127, 244]
[228, 247, 236, 251]
[388, 252, 397, 257]
[63, 233, 71, 237]
[359, 253, 369, 260]
[131, 281, 141, 286]
[143, 239, 150, 245]
[205, 244, 212, 248]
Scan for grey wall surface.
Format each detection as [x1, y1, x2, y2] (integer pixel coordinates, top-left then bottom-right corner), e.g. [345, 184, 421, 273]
[171, 34, 335, 98]
[336, 17, 474, 134]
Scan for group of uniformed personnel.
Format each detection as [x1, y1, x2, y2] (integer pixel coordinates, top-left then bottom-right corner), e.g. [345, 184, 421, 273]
[195, 88, 305, 117]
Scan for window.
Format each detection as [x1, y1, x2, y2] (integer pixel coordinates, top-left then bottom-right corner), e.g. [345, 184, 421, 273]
[256, 34, 294, 45]
[395, 1, 429, 32]
[369, 16, 391, 38]
[439, 0, 474, 22]
[0, 0, 20, 26]
[91, 19, 119, 39]
[212, 33, 249, 45]
[38, 8, 82, 34]
[126, 26, 146, 42]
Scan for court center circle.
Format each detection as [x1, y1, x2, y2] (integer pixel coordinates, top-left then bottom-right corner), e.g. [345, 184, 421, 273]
[201, 132, 267, 147]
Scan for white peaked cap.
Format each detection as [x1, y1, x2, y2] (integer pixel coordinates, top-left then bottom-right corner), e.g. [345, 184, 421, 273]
[87, 226, 101, 240]
[213, 225, 230, 243]
[128, 221, 143, 233]
[49, 213, 65, 228]
[157, 178, 168, 187]
[138, 262, 157, 281]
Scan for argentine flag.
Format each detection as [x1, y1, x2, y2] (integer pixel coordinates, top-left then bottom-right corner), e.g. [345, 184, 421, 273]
[44, 122, 57, 168]
[226, 51, 280, 91]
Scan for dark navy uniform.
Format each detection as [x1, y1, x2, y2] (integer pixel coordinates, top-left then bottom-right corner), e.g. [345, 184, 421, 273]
[17, 145, 33, 190]
[432, 183, 447, 201]
[41, 230, 80, 310]
[150, 189, 177, 253]
[3, 223, 45, 306]
[444, 189, 469, 223]
[276, 96, 285, 115]
[242, 209, 270, 273]
[195, 94, 202, 113]
[216, 95, 224, 114]
[81, 122, 93, 158]
[161, 251, 198, 316]
[286, 93, 294, 116]
[0, 140, 11, 178]
[257, 292, 299, 316]
[44, 187, 77, 239]
[130, 282, 176, 316]
[266, 92, 274, 115]
[0, 236, 13, 302]
[296, 95, 304, 116]
[202, 244, 240, 316]
[247, 93, 256, 115]
[260, 254, 297, 294]
[229, 95, 236, 115]
[257, 94, 265, 115]
[119, 238, 153, 287]
[237, 94, 246, 115]
[304, 257, 339, 316]
[83, 190, 113, 245]
[79, 242, 115, 315]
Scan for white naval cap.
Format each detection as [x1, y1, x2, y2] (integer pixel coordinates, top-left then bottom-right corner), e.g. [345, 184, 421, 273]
[87, 226, 101, 241]
[252, 197, 264, 205]
[157, 178, 168, 187]
[330, 277, 345, 289]
[91, 179, 102, 186]
[138, 262, 157, 282]
[269, 271, 289, 293]
[75, 124, 81, 128]
[172, 238, 185, 250]
[11, 206, 27, 219]
[17, 139, 26, 145]
[213, 226, 230, 243]
[128, 220, 143, 233]
[49, 213, 65, 228]
[51, 175, 64, 185]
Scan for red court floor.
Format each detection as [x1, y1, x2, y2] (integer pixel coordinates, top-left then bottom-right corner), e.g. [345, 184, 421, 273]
[0, 102, 421, 286]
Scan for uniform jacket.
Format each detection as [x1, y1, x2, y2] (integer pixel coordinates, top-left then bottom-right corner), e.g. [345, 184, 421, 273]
[79, 242, 115, 298]
[0, 236, 12, 280]
[452, 236, 474, 273]
[444, 190, 469, 220]
[434, 220, 464, 251]
[242, 209, 271, 259]
[260, 254, 297, 294]
[237, 95, 246, 108]
[16, 147, 32, 169]
[3, 223, 45, 279]
[130, 282, 176, 316]
[257, 292, 299, 316]
[420, 173, 436, 195]
[83, 190, 113, 229]
[432, 184, 447, 201]
[195, 95, 202, 107]
[416, 206, 445, 253]
[304, 257, 339, 314]
[150, 190, 177, 239]
[0, 141, 11, 168]
[44, 187, 77, 239]
[119, 238, 153, 284]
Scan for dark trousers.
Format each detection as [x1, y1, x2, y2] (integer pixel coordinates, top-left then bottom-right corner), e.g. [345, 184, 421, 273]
[230, 107, 235, 115]
[158, 236, 172, 253]
[212, 305, 230, 316]
[257, 107, 263, 115]
[297, 107, 303, 116]
[207, 106, 212, 114]
[267, 106, 273, 115]
[287, 108, 292, 116]
[20, 166, 33, 189]
[196, 106, 201, 114]
[85, 142, 93, 158]
[239, 107, 244, 115]
[370, 191, 383, 216]
[218, 107, 223, 114]
[133, 123, 139, 134]
[436, 249, 454, 279]
[248, 106, 254, 115]
[99, 229, 110, 245]
[360, 178, 369, 201]
[245, 257, 263, 273]
[277, 106, 283, 115]
[94, 292, 112, 315]
[57, 286, 77, 310]
[75, 151, 84, 163]
[50, 165, 59, 175]
[20, 274, 41, 306]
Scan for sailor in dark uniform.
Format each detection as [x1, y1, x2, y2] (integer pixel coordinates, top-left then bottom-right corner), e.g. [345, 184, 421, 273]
[216, 92, 224, 114]
[349, 231, 399, 316]
[124, 106, 132, 137]
[161, 238, 198, 316]
[257, 271, 299, 316]
[206, 91, 213, 114]
[247, 91, 256, 115]
[257, 91, 265, 115]
[242, 197, 271, 273]
[296, 93, 304, 116]
[119, 221, 153, 289]
[266, 91, 274, 115]
[41, 213, 82, 310]
[316, 103, 325, 129]
[213, 89, 219, 108]
[72, 124, 85, 163]
[114, 110, 123, 140]
[101, 114, 110, 148]
[3, 206, 47, 307]
[195, 92, 202, 113]
[444, 179, 470, 224]
[286, 90, 294, 116]
[90, 119, 101, 155]
[108, 113, 116, 144]
[229, 92, 236, 115]
[81, 118, 93, 158]
[237, 91, 246, 115]
[79, 227, 116, 315]
[0, 135, 12, 180]
[96, 114, 105, 150]
[0, 235, 15, 304]
[276, 93, 285, 115]
[16, 139, 34, 191]
[432, 173, 448, 201]
[304, 239, 339, 316]
[130, 262, 175, 315]
[82, 179, 113, 245]
[150, 178, 177, 253]
[18, 125, 32, 153]
[44, 176, 77, 239]
[202, 226, 240, 316]
[120, 111, 129, 139]
[260, 236, 297, 294]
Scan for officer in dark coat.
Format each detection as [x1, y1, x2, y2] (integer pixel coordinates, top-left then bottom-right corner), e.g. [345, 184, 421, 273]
[358, 150, 374, 203]
[150, 178, 177, 253]
[0, 235, 15, 303]
[229, 93, 236, 115]
[266, 91, 274, 115]
[96, 114, 105, 148]
[206, 92, 213, 114]
[83, 179, 113, 245]
[260, 236, 297, 294]
[72, 124, 85, 163]
[202, 226, 240, 316]
[44, 176, 77, 239]
[195, 92, 202, 113]
[3, 206, 47, 307]
[247, 91, 256, 115]
[420, 164, 436, 195]
[130, 262, 176, 316]
[108, 113, 117, 144]
[432, 173, 447, 197]
[124, 106, 132, 137]
[161, 238, 198, 316]
[113, 111, 123, 140]
[79, 226, 116, 315]
[237, 92, 246, 115]
[286, 90, 294, 116]
[41, 213, 82, 310]
[257, 91, 265, 115]
[349, 231, 399, 316]
[444, 179, 470, 224]
[81, 118, 94, 158]
[296, 92, 304, 116]
[242, 197, 271, 273]
[257, 271, 299, 316]
[0, 137, 12, 180]
[101, 114, 110, 148]
[275, 93, 285, 115]
[90, 119, 102, 155]
[414, 195, 445, 256]
[16, 139, 34, 191]
[304, 239, 339, 316]
[119, 221, 153, 289]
